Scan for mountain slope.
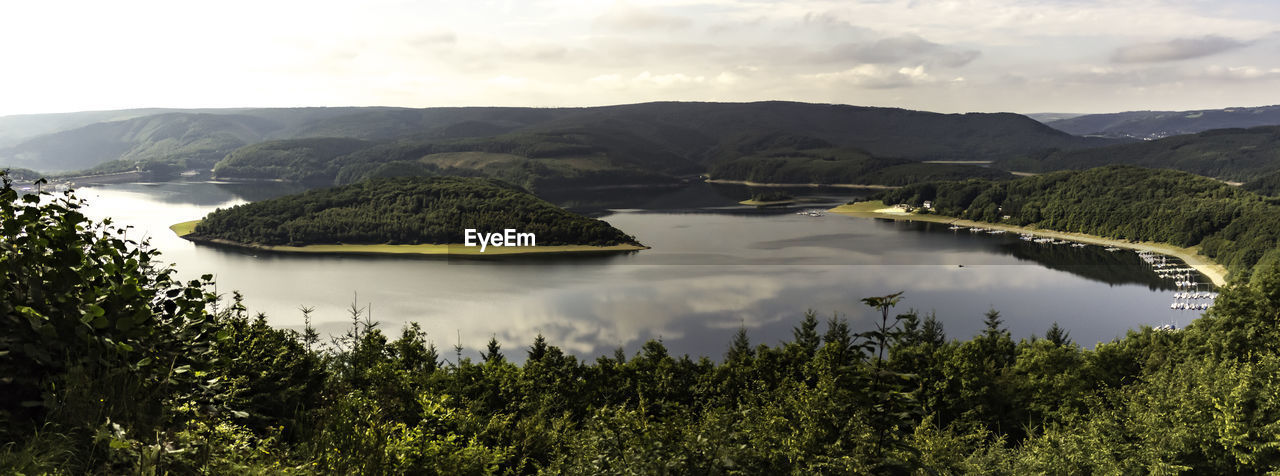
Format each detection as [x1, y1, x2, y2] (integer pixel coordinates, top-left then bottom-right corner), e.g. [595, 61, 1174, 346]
[1043, 105, 1280, 139]
[1000, 126, 1280, 181]
[1, 102, 1118, 180]
[0, 113, 281, 173]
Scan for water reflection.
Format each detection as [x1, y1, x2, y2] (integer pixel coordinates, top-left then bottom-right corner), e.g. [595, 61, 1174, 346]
[67, 181, 1205, 362]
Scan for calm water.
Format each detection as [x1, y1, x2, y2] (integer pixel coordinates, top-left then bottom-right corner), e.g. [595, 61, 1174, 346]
[69, 181, 1208, 360]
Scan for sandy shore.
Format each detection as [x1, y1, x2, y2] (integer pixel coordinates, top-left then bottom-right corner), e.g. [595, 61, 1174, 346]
[829, 201, 1230, 286]
[170, 220, 648, 257]
[706, 179, 898, 190]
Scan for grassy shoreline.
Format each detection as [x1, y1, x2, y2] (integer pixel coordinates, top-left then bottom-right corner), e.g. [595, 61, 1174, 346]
[169, 220, 648, 256]
[739, 199, 795, 206]
[829, 201, 1230, 287]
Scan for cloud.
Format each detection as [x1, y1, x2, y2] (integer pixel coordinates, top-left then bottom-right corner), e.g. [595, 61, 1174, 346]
[1198, 65, 1280, 81]
[593, 3, 691, 32]
[803, 64, 942, 89]
[587, 70, 741, 89]
[817, 34, 981, 68]
[1111, 35, 1250, 63]
[409, 31, 457, 48]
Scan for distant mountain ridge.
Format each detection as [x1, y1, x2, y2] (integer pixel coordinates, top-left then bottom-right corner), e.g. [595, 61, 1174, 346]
[999, 125, 1280, 181]
[0, 102, 1114, 183]
[1041, 105, 1280, 140]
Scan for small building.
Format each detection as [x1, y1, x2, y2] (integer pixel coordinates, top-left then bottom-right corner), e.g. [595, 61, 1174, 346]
[922, 201, 934, 210]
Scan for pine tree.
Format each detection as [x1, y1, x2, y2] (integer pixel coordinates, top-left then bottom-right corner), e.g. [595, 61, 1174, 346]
[482, 336, 504, 364]
[528, 334, 549, 362]
[1045, 322, 1071, 346]
[792, 310, 821, 357]
[726, 326, 754, 364]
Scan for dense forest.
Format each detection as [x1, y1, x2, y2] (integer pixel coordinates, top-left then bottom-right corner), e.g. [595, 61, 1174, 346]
[12, 173, 1280, 473]
[1242, 169, 1280, 197]
[880, 165, 1280, 279]
[189, 176, 640, 247]
[709, 147, 1011, 185]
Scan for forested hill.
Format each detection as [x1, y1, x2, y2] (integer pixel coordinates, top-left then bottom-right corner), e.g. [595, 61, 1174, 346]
[707, 145, 1012, 185]
[1041, 104, 1280, 139]
[1, 102, 1116, 183]
[880, 166, 1280, 278]
[188, 176, 640, 247]
[997, 125, 1280, 182]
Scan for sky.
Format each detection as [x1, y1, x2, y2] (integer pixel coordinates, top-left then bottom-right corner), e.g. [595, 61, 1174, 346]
[2, 0, 1279, 117]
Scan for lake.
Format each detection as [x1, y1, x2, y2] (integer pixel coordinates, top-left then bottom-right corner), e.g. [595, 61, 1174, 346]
[68, 181, 1209, 361]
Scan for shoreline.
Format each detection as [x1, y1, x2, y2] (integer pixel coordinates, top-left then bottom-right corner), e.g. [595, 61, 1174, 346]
[169, 220, 649, 257]
[706, 178, 899, 190]
[828, 201, 1230, 287]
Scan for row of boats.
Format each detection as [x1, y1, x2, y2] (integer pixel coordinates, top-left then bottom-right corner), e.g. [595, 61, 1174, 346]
[796, 209, 825, 217]
[949, 224, 1098, 249]
[1137, 251, 1217, 312]
[948, 225, 1216, 314]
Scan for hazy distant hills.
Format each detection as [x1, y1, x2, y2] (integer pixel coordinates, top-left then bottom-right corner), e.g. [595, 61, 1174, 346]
[1039, 105, 1280, 140]
[0, 102, 1112, 187]
[1001, 126, 1280, 181]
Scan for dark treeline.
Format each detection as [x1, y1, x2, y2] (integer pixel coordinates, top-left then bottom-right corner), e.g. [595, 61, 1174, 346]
[749, 190, 793, 202]
[881, 165, 1280, 280]
[190, 176, 640, 247]
[10, 175, 1280, 473]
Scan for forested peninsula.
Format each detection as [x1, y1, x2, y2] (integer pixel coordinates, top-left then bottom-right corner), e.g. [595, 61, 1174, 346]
[869, 165, 1280, 280]
[179, 176, 643, 254]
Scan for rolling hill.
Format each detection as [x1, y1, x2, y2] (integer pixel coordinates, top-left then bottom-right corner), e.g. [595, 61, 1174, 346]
[1, 102, 1116, 186]
[1041, 105, 1280, 140]
[999, 126, 1280, 181]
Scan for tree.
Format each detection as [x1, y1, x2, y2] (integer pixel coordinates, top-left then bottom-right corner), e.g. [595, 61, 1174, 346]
[792, 310, 822, 358]
[483, 336, 505, 364]
[726, 326, 754, 364]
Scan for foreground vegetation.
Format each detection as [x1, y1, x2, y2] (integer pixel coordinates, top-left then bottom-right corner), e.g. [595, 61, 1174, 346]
[12, 173, 1280, 473]
[188, 176, 640, 247]
[881, 166, 1280, 281]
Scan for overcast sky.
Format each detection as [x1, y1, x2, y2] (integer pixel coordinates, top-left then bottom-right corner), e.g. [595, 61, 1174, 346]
[2, 0, 1279, 116]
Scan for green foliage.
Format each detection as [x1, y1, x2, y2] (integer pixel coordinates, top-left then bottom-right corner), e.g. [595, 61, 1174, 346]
[882, 165, 1280, 278]
[190, 176, 641, 247]
[213, 138, 373, 183]
[1242, 168, 1280, 197]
